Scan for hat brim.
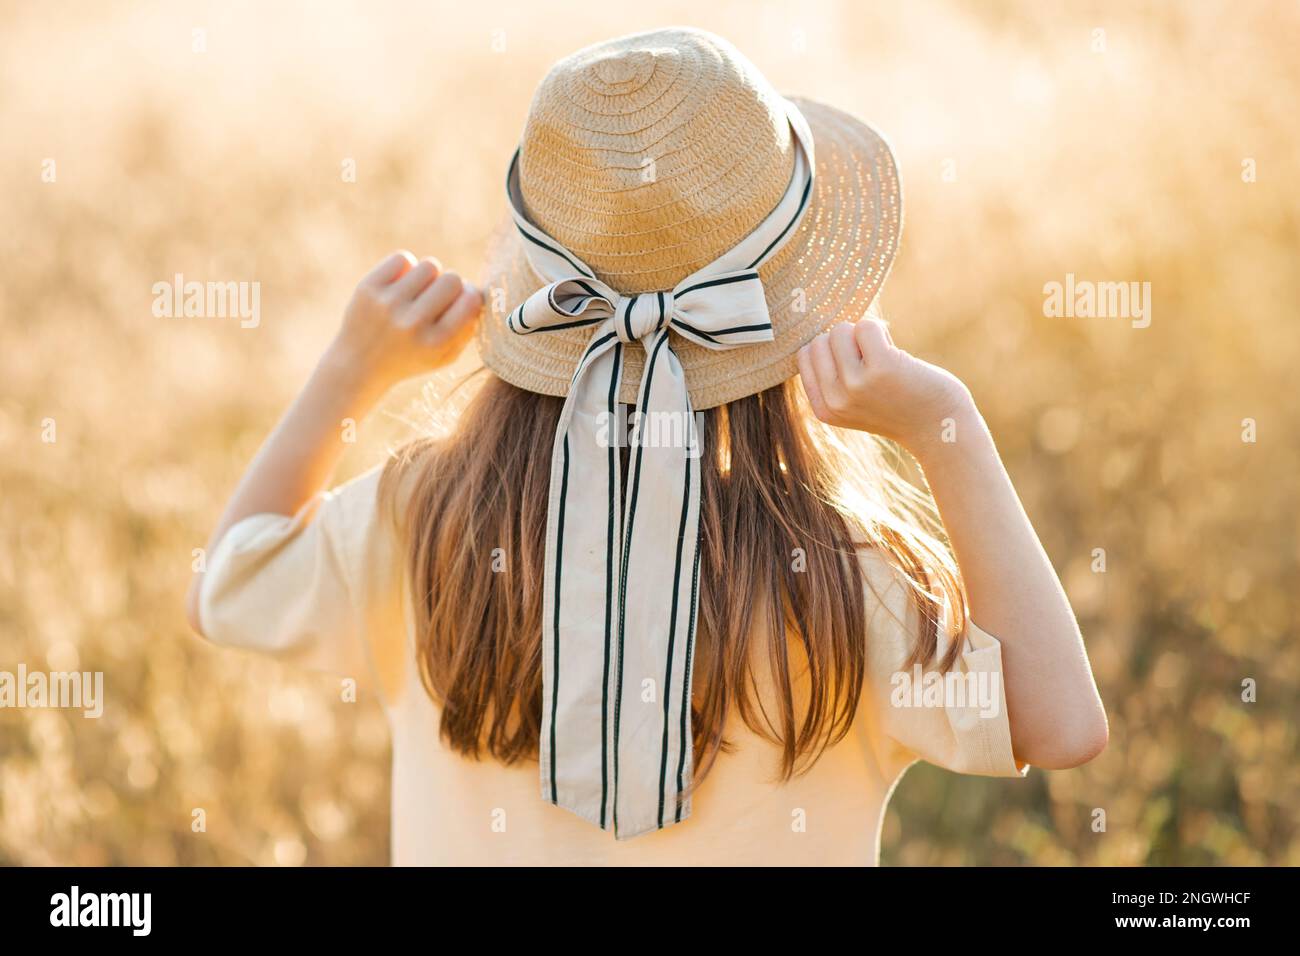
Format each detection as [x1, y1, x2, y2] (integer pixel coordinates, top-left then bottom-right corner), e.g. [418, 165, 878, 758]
[475, 96, 902, 410]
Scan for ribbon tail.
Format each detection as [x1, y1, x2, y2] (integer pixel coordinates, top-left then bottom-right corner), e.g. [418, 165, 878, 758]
[540, 326, 625, 831]
[611, 329, 703, 839]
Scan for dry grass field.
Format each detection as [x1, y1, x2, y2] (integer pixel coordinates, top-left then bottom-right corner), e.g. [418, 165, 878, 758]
[1, 0, 1297, 864]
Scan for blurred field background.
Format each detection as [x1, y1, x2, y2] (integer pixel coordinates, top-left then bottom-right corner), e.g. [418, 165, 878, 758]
[1, 0, 1297, 865]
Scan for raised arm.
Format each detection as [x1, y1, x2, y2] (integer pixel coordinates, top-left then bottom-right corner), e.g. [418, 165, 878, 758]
[797, 317, 1108, 769]
[185, 250, 481, 634]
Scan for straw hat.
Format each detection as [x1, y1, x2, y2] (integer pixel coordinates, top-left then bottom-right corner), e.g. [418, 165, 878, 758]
[477, 26, 901, 410]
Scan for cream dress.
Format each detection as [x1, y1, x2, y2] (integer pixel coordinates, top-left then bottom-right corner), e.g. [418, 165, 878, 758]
[199, 467, 1027, 865]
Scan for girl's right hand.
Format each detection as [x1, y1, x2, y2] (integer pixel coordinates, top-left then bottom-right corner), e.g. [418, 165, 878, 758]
[324, 250, 482, 399]
[796, 316, 976, 458]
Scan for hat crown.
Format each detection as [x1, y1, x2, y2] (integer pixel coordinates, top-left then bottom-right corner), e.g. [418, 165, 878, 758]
[518, 28, 796, 295]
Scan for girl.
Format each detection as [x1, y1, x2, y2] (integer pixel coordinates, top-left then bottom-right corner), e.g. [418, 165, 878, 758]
[187, 28, 1106, 865]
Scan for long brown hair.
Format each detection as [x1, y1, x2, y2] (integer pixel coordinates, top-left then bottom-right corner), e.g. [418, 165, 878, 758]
[379, 370, 966, 784]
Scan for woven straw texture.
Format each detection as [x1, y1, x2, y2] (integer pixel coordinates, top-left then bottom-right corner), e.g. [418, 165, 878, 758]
[477, 28, 902, 410]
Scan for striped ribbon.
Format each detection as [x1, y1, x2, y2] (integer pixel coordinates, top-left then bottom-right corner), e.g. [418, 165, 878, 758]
[505, 99, 815, 838]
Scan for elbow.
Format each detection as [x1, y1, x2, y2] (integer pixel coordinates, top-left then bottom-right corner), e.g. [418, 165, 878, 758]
[1054, 717, 1108, 769]
[1025, 707, 1109, 770]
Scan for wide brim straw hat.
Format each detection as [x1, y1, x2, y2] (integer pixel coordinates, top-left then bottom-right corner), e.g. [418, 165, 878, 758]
[477, 26, 902, 410]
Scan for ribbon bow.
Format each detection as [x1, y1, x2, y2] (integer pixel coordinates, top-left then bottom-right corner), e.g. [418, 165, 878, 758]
[505, 99, 815, 838]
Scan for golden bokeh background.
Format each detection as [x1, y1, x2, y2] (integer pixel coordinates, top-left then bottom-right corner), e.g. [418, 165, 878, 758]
[1, 1, 1297, 865]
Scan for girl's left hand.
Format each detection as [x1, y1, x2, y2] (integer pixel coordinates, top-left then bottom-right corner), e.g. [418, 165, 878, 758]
[323, 250, 482, 399]
[796, 317, 976, 456]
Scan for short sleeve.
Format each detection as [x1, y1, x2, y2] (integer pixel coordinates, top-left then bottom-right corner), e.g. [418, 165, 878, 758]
[197, 466, 406, 702]
[858, 549, 1029, 781]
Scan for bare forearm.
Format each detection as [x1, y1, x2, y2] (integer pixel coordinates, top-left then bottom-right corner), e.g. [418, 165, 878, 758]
[207, 353, 378, 549]
[912, 402, 1108, 768]
[184, 251, 482, 636]
[185, 352, 378, 631]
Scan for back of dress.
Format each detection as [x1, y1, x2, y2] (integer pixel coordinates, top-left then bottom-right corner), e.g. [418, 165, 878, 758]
[198, 466, 1026, 865]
